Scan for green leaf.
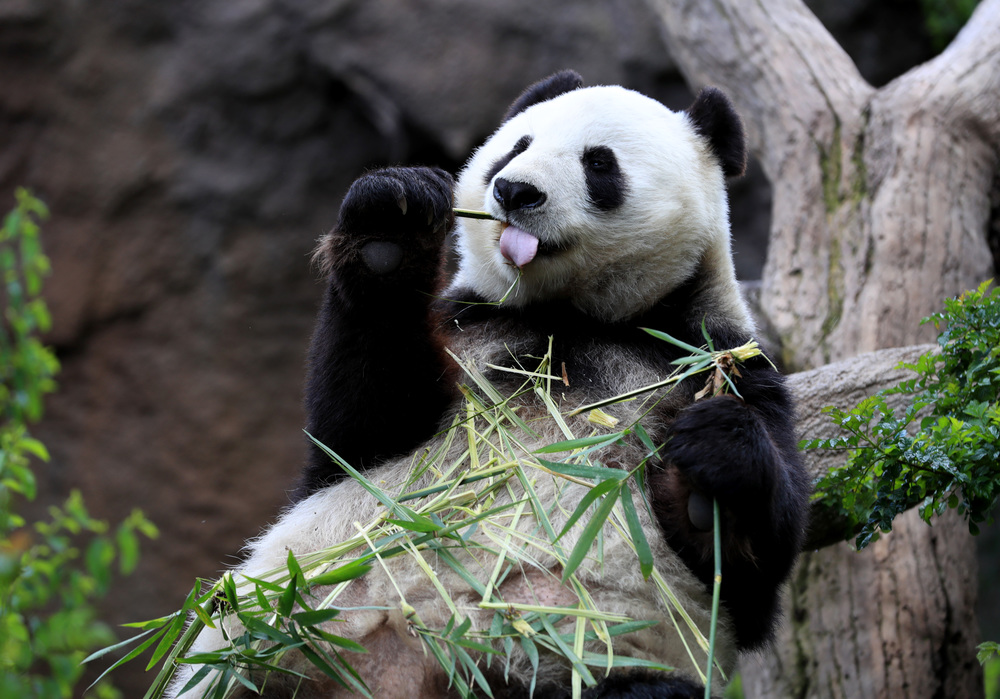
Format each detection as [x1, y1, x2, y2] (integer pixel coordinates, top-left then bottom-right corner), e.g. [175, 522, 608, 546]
[116, 526, 140, 574]
[619, 486, 654, 579]
[641, 328, 709, 356]
[309, 628, 369, 653]
[976, 640, 1000, 664]
[84, 625, 168, 693]
[278, 571, 299, 618]
[147, 610, 188, 670]
[700, 317, 715, 351]
[534, 432, 625, 454]
[18, 436, 49, 461]
[536, 458, 629, 482]
[286, 549, 305, 581]
[385, 517, 442, 533]
[561, 482, 622, 582]
[309, 560, 373, 587]
[519, 635, 540, 697]
[298, 644, 351, 688]
[292, 608, 341, 626]
[241, 615, 298, 646]
[223, 573, 240, 613]
[555, 478, 621, 543]
[537, 614, 595, 685]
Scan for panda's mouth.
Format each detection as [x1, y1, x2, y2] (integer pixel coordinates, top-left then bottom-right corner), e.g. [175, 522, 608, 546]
[498, 223, 568, 268]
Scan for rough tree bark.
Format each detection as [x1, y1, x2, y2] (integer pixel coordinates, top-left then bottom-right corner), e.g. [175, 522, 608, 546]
[643, 0, 1000, 696]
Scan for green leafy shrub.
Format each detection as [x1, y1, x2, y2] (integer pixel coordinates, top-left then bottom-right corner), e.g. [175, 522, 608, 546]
[805, 281, 1000, 690]
[807, 280, 1000, 550]
[0, 189, 158, 698]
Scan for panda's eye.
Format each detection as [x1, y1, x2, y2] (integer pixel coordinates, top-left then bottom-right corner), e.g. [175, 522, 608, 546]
[511, 135, 532, 156]
[583, 146, 614, 172]
[582, 146, 627, 211]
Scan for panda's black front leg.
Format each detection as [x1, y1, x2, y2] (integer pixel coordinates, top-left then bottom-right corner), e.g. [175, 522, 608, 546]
[652, 374, 810, 650]
[579, 671, 704, 698]
[295, 167, 457, 500]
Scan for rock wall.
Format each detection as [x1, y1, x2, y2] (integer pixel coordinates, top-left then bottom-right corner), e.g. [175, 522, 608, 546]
[0, 0, 938, 695]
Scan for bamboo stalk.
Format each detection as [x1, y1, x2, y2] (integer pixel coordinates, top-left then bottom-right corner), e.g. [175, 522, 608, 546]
[453, 208, 497, 220]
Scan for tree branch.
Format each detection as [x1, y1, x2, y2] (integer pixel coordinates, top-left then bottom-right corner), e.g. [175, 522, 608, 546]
[786, 344, 935, 550]
[641, 0, 872, 180]
[904, 0, 1000, 147]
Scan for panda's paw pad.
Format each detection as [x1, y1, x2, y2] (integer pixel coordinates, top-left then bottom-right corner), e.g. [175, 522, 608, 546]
[666, 395, 764, 498]
[360, 241, 404, 275]
[338, 167, 455, 248]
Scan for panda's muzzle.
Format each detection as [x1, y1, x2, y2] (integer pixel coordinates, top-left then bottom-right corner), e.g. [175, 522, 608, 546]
[493, 177, 546, 212]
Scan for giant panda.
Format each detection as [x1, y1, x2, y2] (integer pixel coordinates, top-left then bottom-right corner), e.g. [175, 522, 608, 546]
[171, 71, 809, 699]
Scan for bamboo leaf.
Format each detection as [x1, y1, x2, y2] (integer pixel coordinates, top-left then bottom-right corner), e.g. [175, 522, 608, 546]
[286, 549, 305, 581]
[700, 318, 715, 351]
[641, 328, 709, 356]
[243, 575, 284, 593]
[308, 560, 373, 587]
[172, 665, 218, 699]
[537, 458, 629, 482]
[192, 603, 217, 630]
[84, 626, 168, 693]
[119, 613, 179, 631]
[146, 606, 188, 670]
[242, 615, 299, 646]
[556, 478, 621, 544]
[223, 572, 239, 613]
[228, 668, 261, 694]
[278, 571, 299, 618]
[561, 483, 622, 581]
[537, 614, 596, 685]
[619, 486, 654, 579]
[385, 517, 442, 533]
[520, 635, 540, 697]
[458, 646, 495, 697]
[310, 629, 370, 653]
[534, 432, 625, 454]
[298, 644, 350, 688]
[292, 608, 341, 626]
[81, 625, 163, 665]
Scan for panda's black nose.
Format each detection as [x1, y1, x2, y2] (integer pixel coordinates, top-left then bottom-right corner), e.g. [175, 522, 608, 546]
[493, 178, 546, 212]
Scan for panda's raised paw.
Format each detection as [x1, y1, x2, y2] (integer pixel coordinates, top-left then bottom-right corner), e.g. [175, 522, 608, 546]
[338, 166, 455, 250]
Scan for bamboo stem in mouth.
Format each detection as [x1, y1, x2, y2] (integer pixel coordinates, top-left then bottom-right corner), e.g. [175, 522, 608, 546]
[453, 208, 497, 220]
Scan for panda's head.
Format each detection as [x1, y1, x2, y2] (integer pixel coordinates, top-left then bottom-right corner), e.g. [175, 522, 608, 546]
[450, 71, 750, 324]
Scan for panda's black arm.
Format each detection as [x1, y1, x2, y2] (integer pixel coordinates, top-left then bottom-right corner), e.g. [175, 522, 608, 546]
[506, 670, 704, 698]
[655, 359, 810, 650]
[294, 167, 458, 501]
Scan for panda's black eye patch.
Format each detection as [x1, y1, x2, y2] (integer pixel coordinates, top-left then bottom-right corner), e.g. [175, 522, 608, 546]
[483, 136, 533, 186]
[582, 146, 627, 211]
[511, 135, 532, 155]
[584, 149, 613, 172]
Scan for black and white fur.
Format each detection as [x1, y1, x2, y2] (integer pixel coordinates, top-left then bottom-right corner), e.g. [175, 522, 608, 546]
[173, 72, 809, 699]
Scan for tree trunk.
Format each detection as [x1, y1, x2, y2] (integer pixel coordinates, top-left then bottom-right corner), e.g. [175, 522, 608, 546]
[643, 0, 1000, 695]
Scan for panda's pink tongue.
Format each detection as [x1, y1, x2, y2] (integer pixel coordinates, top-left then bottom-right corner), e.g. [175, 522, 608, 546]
[499, 225, 539, 268]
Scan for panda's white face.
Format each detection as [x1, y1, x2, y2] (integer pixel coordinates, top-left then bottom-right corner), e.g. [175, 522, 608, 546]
[449, 85, 738, 323]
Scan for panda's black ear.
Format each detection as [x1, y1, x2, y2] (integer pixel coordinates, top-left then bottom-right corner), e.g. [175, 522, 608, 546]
[501, 70, 584, 123]
[686, 87, 748, 178]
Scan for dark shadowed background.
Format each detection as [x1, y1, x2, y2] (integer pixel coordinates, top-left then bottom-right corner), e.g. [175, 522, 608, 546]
[3, 0, 992, 695]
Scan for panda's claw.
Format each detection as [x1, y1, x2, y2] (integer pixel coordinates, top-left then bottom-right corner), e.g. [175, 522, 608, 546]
[337, 167, 455, 245]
